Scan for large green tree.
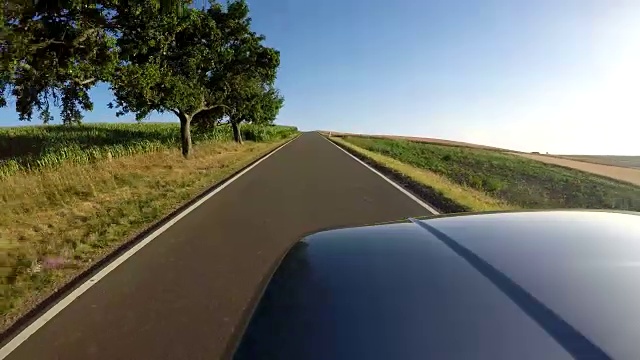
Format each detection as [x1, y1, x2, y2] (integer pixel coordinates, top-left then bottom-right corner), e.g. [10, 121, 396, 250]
[110, 0, 226, 158]
[0, 0, 206, 125]
[1, 0, 281, 154]
[253, 85, 284, 125]
[208, 0, 280, 143]
[223, 81, 283, 143]
[1, 0, 117, 124]
[192, 83, 283, 142]
[111, 0, 279, 156]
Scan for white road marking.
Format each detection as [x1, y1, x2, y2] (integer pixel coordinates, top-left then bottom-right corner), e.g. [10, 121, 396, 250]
[322, 135, 440, 215]
[0, 136, 299, 359]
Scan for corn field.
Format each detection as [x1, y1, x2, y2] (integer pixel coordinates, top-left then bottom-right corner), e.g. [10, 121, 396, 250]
[0, 123, 298, 177]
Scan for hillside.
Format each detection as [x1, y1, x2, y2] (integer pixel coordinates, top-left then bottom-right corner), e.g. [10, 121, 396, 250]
[327, 132, 639, 187]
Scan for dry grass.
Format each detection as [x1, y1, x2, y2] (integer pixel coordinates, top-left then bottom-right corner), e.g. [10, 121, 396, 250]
[513, 153, 640, 187]
[0, 138, 289, 330]
[331, 137, 516, 212]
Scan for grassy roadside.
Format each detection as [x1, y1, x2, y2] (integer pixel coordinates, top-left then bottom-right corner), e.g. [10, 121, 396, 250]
[0, 123, 298, 176]
[339, 136, 640, 211]
[330, 137, 515, 212]
[0, 137, 292, 331]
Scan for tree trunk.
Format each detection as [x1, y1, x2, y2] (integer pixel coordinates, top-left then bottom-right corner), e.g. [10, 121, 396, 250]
[231, 121, 243, 144]
[179, 113, 193, 158]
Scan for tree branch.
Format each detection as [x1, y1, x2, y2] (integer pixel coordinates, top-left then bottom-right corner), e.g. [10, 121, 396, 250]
[192, 104, 229, 117]
[17, 62, 33, 72]
[73, 77, 96, 86]
[72, 28, 100, 47]
[203, 104, 229, 111]
[26, 28, 99, 51]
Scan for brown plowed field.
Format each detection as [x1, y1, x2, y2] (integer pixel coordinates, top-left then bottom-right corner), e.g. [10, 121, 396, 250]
[512, 153, 640, 187]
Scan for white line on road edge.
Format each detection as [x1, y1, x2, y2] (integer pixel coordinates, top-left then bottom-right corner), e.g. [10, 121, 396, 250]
[321, 135, 440, 215]
[0, 135, 300, 359]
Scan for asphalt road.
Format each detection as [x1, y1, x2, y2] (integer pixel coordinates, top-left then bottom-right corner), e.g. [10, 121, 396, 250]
[3, 132, 432, 360]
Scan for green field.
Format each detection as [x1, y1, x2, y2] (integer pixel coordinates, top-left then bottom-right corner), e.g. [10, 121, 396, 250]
[341, 136, 640, 211]
[0, 123, 298, 176]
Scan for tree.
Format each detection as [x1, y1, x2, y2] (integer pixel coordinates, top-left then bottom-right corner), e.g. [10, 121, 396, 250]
[110, 0, 279, 156]
[222, 82, 284, 143]
[223, 82, 283, 143]
[253, 85, 284, 125]
[191, 106, 226, 132]
[1, 0, 280, 154]
[110, 0, 228, 158]
[191, 85, 283, 138]
[1, 0, 117, 124]
[207, 0, 280, 143]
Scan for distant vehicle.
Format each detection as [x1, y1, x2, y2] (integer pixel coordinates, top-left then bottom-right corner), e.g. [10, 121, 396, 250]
[232, 210, 640, 360]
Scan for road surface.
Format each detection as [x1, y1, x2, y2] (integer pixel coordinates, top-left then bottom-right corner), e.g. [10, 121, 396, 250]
[2, 132, 432, 360]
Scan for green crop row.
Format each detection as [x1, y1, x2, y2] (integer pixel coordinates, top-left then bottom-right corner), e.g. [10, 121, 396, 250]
[0, 123, 298, 176]
[342, 136, 640, 211]
[240, 124, 299, 142]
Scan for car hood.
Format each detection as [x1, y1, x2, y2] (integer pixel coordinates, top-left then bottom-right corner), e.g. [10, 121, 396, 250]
[234, 210, 640, 360]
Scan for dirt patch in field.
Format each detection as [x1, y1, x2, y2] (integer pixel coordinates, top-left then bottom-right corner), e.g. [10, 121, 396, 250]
[513, 153, 640, 187]
[555, 155, 640, 170]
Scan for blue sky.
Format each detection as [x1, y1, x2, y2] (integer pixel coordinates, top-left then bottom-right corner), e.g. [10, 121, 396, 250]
[2, 0, 639, 154]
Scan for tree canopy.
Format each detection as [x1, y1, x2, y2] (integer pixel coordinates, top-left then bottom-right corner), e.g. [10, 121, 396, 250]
[1, 0, 283, 156]
[1, 0, 117, 124]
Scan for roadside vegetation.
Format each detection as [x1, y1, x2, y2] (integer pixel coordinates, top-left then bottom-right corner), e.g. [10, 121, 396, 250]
[0, 0, 294, 330]
[0, 127, 296, 329]
[0, 123, 297, 176]
[2, 0, 283, 157]
[339, 136, 640, 211]
[331, 137, 515, 212]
